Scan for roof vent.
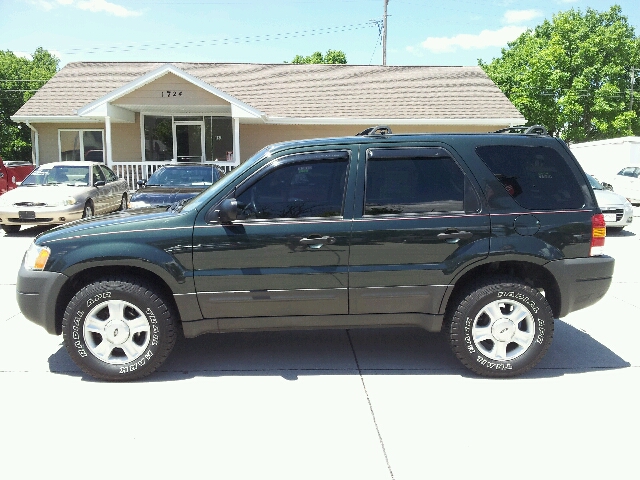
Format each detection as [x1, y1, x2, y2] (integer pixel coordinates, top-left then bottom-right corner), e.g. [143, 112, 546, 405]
[356, 125, 393, 136]
[494, 125, 548, 135]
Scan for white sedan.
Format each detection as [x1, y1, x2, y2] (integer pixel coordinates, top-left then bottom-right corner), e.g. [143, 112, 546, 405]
[0, 162, 128, 234]
[587, 173, 633, 231]
[613, 166, 640, 205]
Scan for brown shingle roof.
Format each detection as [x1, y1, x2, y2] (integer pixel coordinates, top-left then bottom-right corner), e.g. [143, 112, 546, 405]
[14, 62, 524, 121]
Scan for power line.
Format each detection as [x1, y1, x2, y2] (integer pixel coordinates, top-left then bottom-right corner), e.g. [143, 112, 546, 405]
[61, 22, 377, 56]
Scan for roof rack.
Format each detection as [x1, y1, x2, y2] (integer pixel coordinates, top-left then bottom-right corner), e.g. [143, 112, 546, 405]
[494, 125, 548, 136]
[356, 125, 393, 136]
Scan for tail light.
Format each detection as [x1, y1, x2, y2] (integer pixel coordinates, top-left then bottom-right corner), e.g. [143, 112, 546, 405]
[590, 213, 606, 256]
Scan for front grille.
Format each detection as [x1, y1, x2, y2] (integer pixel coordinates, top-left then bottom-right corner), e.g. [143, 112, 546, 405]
[601, 208, 624, 221]
[14, 202, 46, 207]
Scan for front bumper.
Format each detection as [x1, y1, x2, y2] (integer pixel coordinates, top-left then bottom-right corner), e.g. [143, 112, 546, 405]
[16, 263, 69, 335]
[601, 204, 634, 228]
[0, 204, 84, 226]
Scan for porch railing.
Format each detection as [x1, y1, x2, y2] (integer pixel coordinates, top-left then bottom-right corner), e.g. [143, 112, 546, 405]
[112, 161, 238, 192]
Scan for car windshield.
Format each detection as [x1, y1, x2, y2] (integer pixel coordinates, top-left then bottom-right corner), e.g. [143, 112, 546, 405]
[146, 165, 222, 187]
[586, 174, 603, 190]
[21, 165, 91, 186]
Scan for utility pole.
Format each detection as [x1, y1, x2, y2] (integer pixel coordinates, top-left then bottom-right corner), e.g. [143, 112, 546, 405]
[630, 66, 635, 111]
[382, 0, 389, 66]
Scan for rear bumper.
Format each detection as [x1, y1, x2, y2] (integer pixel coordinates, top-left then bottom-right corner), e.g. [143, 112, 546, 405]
[16, 263, 68, 335]
[545, 255, 615, 318]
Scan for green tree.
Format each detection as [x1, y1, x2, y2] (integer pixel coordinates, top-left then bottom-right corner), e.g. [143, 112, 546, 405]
[290, 49, 347, 64]
[0, 47, 58, 161]
[479, 5, 640, 143]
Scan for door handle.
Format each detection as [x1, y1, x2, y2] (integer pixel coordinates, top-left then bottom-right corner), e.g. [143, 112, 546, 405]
[437, 230, 473, 243]
[300, 235, 336, 248]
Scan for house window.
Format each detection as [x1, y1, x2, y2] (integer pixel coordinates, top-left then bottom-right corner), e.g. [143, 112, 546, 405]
[59, 129, 104, 162]
[143, 115, 234, 163]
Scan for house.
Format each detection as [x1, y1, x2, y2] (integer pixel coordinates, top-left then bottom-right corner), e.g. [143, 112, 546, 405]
[11, 62, 525, 189]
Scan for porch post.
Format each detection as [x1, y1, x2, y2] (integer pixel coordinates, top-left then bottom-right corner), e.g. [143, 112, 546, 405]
[233, 117, 240, 165]
[105, 115, 113, 168]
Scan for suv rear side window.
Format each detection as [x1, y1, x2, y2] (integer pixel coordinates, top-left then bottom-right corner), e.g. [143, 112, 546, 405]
[236, 153, 349, 220]
[476, 145, 586, 210]
[364, 147, 480, 216]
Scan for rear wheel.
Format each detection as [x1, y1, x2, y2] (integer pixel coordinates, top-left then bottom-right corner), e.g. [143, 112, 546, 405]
[82, 200, 94, 218]
[61, 277, 178, 381]
[1, 224, 21, 234]
[447, 277, 554, 377]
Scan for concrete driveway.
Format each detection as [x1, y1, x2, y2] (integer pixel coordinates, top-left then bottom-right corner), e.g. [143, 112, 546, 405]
[1, 216, 639, 480]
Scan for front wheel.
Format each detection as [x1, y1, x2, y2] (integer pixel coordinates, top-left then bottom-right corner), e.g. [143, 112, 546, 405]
[82, 200, 94, 218]
[62, 277, 178, 381]
[447, 277, 554, 377]
[119, 193, 128, 211]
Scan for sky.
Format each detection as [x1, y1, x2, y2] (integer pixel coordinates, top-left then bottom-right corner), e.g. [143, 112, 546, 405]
[1, 0, 639, 68]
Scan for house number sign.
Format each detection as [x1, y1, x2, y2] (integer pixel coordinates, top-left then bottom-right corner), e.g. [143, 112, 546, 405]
[162, 91, 183, 98]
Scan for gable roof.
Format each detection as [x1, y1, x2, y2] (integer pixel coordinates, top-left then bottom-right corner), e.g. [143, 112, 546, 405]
[13, 62, 525, 124]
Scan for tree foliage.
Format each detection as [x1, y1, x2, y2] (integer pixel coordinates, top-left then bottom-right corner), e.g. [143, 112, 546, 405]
[290, 49, 347, 64]
[0, 48, 58, 161]
[480, 5, 640, 143]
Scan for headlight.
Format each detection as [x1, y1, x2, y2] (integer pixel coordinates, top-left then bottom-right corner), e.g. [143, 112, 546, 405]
[47, 197, 77, 207]
[24, 243, 51, 271]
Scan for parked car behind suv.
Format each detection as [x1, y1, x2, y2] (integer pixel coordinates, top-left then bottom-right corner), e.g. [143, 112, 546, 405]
[17, 126, 614, 381]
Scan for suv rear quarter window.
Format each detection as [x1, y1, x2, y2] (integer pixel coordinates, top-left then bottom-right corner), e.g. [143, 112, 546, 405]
[476, 145, 587, 210]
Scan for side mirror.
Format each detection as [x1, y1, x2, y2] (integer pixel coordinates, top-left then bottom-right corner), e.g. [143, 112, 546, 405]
[94, 180, 106, 187]
[137, 179, 147, 187]
[218, 198, 238, 224]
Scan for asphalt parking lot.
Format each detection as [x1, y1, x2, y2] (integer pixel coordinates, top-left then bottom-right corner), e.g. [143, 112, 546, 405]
[1, 214, 639, 480]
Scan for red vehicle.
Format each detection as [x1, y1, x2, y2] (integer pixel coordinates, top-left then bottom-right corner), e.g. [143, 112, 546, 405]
[0, 156, 35, 195]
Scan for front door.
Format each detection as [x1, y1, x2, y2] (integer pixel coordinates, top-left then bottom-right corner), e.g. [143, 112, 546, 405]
[193, 150, 354, 323]
[174, 121, 204, 162]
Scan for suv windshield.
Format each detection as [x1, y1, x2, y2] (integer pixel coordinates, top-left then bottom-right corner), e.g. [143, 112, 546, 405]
[147, 165, 222, 187]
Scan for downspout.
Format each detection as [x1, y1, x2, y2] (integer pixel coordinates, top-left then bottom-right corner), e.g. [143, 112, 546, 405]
[25, 121, 40, 166]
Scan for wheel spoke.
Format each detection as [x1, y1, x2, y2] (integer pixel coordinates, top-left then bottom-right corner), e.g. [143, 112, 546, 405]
[92, 339, 114, 360]
[106, 300, 126, 322]
[482, 302, 503, 321]
[492, 340, 509, 360]
[507, 303, 530, 324]
[473, 324, 493, 343]
[84, 314, 105, 333]
[127, 315, 150, 334]
[513, 328, 534, 347]
[121, 339, 143, 360]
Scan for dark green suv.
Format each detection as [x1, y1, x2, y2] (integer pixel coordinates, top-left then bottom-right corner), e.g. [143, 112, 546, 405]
[17, 127, 615, 380]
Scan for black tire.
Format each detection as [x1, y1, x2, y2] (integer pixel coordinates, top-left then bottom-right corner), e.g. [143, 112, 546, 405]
[61, 277, 178, 381]
[447, 277, 554, 378]
[82, 200, 94, 218]
[1, 224, 21, 234]
[119, 193, 128, 211]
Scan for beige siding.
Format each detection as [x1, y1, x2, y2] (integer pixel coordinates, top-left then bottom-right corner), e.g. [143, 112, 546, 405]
[238, 123, 503, 162]
[114, 72, 230, 107]
[111, 113, 142, 162]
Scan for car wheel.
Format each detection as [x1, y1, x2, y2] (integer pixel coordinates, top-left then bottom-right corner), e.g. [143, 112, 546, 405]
[61, 277, 178, 381]
[82, 200, 94, 218]
[1, 224, 21, 234]
[447, 277, 554, 377]
[119, 193, 128, 211]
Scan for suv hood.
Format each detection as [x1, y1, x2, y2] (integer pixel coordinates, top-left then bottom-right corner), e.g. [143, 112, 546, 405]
[593, 188, 629, 208]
